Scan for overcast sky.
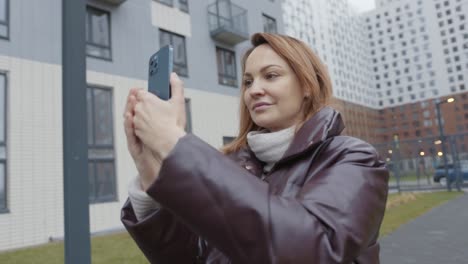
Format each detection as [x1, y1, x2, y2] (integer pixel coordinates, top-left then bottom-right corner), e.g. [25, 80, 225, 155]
[348, 0, 376, 13]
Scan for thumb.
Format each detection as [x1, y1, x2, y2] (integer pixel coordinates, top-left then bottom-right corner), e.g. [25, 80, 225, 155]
[169, 72, 185, 103]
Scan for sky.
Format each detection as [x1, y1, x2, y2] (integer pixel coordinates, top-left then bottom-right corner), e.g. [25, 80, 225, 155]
[348, 0, 376, 13]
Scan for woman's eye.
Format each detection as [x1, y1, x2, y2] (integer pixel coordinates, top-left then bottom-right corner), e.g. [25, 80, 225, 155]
[243, 79, 253, 87]
[266, 73, 278, 79]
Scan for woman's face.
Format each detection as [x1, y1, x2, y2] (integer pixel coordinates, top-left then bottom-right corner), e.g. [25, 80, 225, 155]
[243, 44, 306, 132]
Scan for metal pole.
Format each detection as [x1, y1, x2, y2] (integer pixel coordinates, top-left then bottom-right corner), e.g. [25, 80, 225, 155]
[393, 135, 401, 193]
[62, 0, 91, 263]
[450, 136, 462, 192]
[436, 102, 451, 191]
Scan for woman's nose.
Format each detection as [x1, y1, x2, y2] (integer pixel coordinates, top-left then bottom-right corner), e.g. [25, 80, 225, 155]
[248, 81, 265, 97]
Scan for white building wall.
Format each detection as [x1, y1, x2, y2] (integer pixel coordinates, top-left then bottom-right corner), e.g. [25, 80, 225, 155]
[0, 58, 241, 251]
[364, 0, 468, 108]
[151, 1, 192, 37]
[282, 0, 377, 108]
[0, 56, 64, 250]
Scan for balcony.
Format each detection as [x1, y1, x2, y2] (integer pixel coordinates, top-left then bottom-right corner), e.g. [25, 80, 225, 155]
[208, 0, 248, 46]
[97, 0, 127, 5]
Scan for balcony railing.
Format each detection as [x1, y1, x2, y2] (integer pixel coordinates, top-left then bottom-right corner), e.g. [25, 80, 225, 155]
[208, 0, 248, 46]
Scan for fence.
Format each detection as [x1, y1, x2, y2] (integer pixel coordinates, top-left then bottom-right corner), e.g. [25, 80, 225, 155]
[374, 133, 468, 192]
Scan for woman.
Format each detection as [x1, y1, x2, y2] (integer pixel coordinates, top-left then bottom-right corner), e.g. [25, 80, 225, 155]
[121, 33, 389, 263]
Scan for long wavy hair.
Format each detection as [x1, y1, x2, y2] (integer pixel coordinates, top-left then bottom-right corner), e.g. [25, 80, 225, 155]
[221, 33, 333, 154]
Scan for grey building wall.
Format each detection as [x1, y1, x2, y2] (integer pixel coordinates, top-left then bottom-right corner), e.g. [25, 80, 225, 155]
[0, 0, 284, 98]
[0, 0, 62, 64]
[185, 0, 284, 97]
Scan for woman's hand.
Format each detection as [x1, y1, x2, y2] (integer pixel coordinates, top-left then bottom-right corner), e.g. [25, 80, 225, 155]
[124, 88, 161, 190]
[133, 73, 187, 163]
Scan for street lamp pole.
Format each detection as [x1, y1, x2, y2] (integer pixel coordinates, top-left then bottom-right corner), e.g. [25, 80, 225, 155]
[435, 98, 454, 191]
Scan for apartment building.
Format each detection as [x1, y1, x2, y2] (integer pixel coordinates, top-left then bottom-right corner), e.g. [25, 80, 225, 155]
[365, 0, 468, 145]
[282, 0, 468, 148]
[282, 0, 382, 143]
[0, 0, 284, 251]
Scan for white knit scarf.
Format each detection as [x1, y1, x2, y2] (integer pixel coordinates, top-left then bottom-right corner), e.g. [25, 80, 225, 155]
[246, 125, 296, 173]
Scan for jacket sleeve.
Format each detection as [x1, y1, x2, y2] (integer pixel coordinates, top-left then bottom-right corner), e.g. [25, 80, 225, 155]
[121, 198, 198, 263]
[147, 134, 389, 263]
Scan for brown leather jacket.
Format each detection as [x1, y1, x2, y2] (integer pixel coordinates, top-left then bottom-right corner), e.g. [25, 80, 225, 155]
[121, 107, 389, 264]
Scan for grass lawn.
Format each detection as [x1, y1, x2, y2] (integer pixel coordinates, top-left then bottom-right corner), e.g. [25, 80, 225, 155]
[0, 191, 463, 263]
[380, 191, 462, 237]
[0, 232, 148, 264]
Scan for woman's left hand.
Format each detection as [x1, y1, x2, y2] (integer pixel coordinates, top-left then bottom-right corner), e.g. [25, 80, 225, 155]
[133, 73, 187, 162]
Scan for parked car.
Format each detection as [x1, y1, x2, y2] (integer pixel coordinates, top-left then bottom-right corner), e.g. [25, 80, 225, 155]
[433, 162, 468, 186]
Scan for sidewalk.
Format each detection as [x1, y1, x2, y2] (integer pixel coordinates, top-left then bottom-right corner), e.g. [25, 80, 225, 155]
[380, 192, 468, 264]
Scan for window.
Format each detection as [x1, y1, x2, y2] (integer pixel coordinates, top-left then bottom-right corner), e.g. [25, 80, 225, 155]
[160, 29, 188, 76]
[86, 6, 112, 60]
[179, 0, 188, 13]
[0, 73, 6, 213]
[0, 0, 8, 39]
[216, 47, 237, 87]
[156, 0, 173, 6]
[87, 86, 116, 203]
[262, 14, 277, 34]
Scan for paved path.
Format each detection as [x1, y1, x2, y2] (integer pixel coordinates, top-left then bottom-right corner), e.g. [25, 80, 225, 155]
[380, 192, 468, 263]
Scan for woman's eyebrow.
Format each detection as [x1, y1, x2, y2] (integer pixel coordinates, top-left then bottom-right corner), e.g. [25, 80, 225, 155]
[244, 64, 282, 77]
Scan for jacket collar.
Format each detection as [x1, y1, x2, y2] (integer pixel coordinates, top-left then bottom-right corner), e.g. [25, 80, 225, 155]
[238, 107, 345, 174]
[278, 106, 345, 163]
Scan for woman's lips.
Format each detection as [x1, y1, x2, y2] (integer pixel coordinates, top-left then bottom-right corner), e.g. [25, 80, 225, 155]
[253, 103, 272, 111]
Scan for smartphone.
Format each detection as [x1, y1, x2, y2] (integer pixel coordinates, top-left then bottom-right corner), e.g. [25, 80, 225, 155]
[148, 45, 173, 100]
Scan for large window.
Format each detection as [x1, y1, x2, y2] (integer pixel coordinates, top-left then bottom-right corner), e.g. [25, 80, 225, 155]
[86, 6, 112, 60]
[262, 14, 277, 34]
[160, 29, 188, 77]
[216, 47, 237, 87]
[87, 86, 116, 203]
[0, 73, 6, 212]
[179, 0, 189, 13]
[0, 0, 8, 39]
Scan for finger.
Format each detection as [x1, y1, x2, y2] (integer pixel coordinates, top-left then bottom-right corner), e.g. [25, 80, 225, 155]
[124, 93, 133, 118]
[169, 72, 185, 104]
[124, 88, 142, 117]
[129, 95, 137, 114]
[135, 89, 157, 103]
[129, 87, 142, 97]
[124, 113, 138, 146]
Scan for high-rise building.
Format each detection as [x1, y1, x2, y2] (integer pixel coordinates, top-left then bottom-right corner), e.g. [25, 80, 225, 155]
[364, 0, 468, 144]
[282, 0, 468, 145]
[282, 0, 382, 143]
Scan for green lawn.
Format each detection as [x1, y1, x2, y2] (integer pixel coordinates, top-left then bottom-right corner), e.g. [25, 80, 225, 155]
[0, 232, 148, 264]
[0, 191, 463, 263]
[380, 191, 462, 237]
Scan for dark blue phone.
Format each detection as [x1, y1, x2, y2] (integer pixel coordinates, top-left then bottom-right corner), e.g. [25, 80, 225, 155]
[148, 45, 173, 100]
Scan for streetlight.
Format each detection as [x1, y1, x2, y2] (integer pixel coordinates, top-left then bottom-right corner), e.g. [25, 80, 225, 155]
[435, 97, 455, 191]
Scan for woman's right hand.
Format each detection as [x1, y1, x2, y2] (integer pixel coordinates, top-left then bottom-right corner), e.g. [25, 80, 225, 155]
[124, 88, 161, 191]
